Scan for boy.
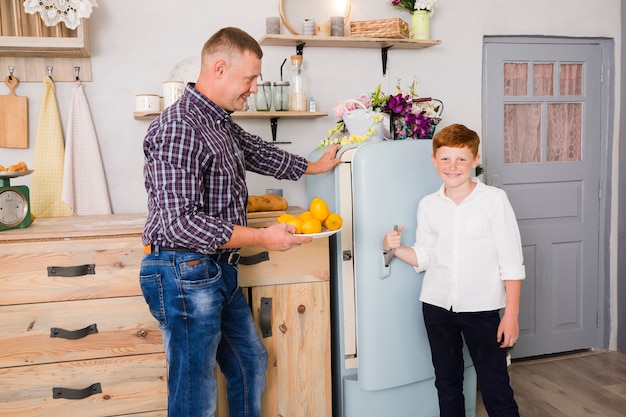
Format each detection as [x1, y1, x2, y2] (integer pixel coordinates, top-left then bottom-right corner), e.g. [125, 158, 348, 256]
[382, 124, 524, 417]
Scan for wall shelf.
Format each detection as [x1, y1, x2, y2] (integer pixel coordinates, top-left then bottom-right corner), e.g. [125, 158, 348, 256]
[259, 34, 440, 76]
[133, 110, 328, 121]
[0, 13, 91, 81]
[0, 21, 90, 57]
[134, 111, 328, 144]
[259, 34, 441, 50]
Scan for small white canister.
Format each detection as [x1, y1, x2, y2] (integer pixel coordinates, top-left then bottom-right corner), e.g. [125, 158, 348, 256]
[135, 94, 161, 112]
[163, 80, 185, 108]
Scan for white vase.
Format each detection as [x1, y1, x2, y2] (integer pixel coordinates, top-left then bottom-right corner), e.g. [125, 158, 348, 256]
[411, 10, 430, 40]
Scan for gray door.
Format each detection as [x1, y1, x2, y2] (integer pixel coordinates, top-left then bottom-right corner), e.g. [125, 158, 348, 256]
[483, 38, 605, 358]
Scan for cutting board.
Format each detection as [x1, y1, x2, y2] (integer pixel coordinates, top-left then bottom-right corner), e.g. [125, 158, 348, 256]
[0, 76, 28, 149]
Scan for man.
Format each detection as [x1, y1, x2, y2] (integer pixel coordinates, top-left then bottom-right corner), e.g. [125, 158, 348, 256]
[140, 27, 340, 417]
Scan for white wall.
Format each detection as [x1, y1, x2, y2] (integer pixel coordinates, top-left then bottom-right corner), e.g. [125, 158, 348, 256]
[1, 0, 621, 346]
[2, 0, 620, 212]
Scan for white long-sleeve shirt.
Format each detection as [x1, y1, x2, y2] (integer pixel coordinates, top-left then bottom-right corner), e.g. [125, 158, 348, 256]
[413, 178, 525, 312]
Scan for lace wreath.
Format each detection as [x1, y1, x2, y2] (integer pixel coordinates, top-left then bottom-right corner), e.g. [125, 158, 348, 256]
[24, 0, 98, 30]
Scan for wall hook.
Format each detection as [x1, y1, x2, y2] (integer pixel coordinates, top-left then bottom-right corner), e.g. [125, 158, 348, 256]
[8, 66, 14, 80]
[74, 66, 81, 81]
[47, 66, 53, 79]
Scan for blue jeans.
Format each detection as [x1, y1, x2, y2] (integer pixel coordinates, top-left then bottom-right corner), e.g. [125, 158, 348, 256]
[140, 248, 268, 417]
[422, 303, 519, 417]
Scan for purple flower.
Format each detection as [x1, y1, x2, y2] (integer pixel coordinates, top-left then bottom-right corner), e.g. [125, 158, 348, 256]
[384, 93, 412, 115]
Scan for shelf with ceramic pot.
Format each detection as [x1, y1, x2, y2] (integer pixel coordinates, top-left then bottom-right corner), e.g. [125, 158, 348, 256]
[133, 110, 328, 144]
[258, 34, 441, 76]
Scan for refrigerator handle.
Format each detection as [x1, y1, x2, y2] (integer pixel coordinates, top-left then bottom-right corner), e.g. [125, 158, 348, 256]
[381, 251, 393, 279]
[381, 224, 398, 278]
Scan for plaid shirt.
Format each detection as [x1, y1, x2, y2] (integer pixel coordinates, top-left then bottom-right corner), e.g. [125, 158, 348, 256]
[142, 84, 308, 254]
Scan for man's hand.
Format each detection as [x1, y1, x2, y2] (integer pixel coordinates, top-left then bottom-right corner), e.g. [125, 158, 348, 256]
[305, 144, 341, 174]
[260, 223, 313, 251]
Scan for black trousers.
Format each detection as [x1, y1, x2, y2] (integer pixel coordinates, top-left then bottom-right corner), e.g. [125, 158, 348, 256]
[422, 303, 520, 417]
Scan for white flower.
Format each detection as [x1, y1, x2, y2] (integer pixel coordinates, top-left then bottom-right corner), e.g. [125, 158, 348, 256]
[414, 101, 441, 118]
[414, 0, 437, 16]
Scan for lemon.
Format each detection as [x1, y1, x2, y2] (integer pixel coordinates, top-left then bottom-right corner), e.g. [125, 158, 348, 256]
[277, 213, 296, 224]
[299, 211, 313, 220]
[301, 217, 322, 234]
[323, 213, 343, 231]
[309, 197, 330, 222]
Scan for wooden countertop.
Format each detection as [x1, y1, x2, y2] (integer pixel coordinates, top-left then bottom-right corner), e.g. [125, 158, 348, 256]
[0, 214, 147, 242]
[0, 209, 304, 243]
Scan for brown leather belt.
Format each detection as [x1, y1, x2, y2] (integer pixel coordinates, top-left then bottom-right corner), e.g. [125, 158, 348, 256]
[143, 244, 269, 266]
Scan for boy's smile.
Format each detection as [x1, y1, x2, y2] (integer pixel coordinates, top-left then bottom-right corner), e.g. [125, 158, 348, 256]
[431, 145, 480, 201]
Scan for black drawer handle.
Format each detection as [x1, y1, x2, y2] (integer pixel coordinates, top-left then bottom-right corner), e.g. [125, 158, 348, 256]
[48, 264, 96, 277]
[239, 251, 269, 266]
[50, 324, 98, 340]
[53, 383, 102, 400]
[260, 297, 272, 338]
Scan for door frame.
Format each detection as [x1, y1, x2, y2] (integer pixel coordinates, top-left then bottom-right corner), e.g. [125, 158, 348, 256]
[481, 36, 615, 351]
[618, 0, 626, 354]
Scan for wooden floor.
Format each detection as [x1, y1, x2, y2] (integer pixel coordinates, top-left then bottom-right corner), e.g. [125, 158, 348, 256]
[475, 350, 626, 417]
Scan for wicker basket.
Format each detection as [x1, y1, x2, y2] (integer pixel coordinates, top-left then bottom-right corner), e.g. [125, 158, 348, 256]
[350, 18, 409, 39]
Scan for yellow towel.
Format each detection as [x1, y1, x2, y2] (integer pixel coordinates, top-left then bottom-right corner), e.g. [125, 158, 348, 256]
[30, 77, 74, 218]
[62, 81, 112, 215]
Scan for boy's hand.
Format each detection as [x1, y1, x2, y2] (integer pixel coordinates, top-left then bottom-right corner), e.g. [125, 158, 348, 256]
[497, 314, 519, 348]
[383, 225, 405, 251]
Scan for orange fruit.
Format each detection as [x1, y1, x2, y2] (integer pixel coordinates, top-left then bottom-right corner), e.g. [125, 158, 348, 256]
[277, 213, 296, 224]
[301, 217, 322, 234]
[277, 213, 301, 233]
[285, 217, 302, 234]
[299, 211, 313, 220]
[309, 197, 330, 222]
[323, 213, 343, 231]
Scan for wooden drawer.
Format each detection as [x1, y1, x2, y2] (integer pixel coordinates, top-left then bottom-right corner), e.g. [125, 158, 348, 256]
[0, 236, 143, 306]
[238, 237, 330, 287]
[0, 353, 167, 417]
[0, 296, 162, 368]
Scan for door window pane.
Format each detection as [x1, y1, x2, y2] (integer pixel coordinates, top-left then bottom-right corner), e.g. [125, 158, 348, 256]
[504, 103, 541, 163]
[560, 64, 583, 95]
[534, 63, 554, 96]
[504, 63, 528, 96]
[547, 103, 582, 161]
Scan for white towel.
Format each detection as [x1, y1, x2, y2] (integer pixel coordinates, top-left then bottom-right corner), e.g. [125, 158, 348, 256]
[62, 81, 112, 215]
[30, 77, 74, 218]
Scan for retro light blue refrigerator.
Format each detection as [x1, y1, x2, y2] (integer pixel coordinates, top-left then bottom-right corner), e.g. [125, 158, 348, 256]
[308, 139, 477, 417]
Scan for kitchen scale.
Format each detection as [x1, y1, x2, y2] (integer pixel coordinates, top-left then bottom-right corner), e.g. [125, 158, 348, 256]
[0, 170, 33, 231]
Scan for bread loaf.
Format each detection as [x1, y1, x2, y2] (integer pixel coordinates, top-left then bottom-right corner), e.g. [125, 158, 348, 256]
[247, 194, 288, 212]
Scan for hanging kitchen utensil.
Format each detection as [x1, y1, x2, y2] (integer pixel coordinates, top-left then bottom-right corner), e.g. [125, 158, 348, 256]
[0, 74, 28, 149]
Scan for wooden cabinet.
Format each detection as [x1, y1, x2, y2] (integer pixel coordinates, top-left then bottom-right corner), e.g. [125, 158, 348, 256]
[0, 213, 332, 417]
[216, 218, 332, 417]
[0, 214, 167, 417]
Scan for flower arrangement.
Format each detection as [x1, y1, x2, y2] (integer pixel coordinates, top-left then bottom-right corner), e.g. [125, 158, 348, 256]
[317, 86, 387, 149]
[384, 79, 442, 140]
[317, 82, 442, 148]
[381, 79, 442, 140]
[390, 0, 438, 16]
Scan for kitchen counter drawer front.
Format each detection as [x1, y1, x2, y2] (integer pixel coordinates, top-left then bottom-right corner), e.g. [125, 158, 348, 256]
[0, 296, 162, 368]
[0, 236, 143, 306]
[0, 352, 167, 417]
[238, 237, 330, 287]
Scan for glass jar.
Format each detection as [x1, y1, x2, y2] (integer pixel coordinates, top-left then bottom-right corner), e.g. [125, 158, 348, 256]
[255, 81, 272, 111]
[273, 81, 290, 111]
[289, 55, 307, 111]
